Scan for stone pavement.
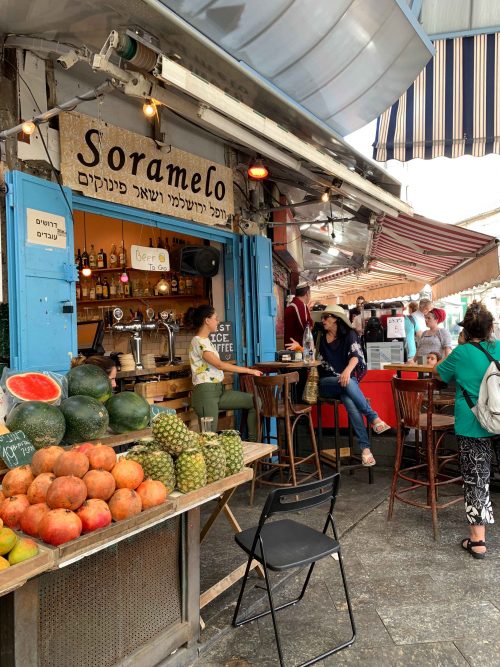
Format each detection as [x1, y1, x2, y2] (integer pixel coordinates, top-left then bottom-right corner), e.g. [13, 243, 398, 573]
[194, 437, 500, 667]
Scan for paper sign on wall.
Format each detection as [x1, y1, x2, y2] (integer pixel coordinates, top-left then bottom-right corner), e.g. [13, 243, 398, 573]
[26, 208, 67, 248]
[130, 245, 170, 271]
[387, 316, 406, 339]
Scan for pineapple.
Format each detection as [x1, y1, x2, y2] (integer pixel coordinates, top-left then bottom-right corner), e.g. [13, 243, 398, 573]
[152, 413, 195, 456]
[125, 445, 151, 469]
[176, 448, 207, 493]
[200, 435, 226, 484]
[143, 451, 176, 494]
[219, 430, 244, 475]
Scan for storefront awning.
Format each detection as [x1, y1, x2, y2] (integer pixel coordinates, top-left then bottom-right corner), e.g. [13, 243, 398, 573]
[311, 212, 499, 303]
[373, 33, 500, 161]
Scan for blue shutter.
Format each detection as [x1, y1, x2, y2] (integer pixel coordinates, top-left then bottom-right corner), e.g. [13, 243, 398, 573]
[5, 171, 77, 372]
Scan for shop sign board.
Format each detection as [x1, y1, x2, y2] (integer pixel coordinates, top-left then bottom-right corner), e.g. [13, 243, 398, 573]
[0, 431, 36, 468]
[131, 244, 170, 271]
[59, 112, 234, 227]
[209, 321, 234, 361]
[26, 208, 67, 248]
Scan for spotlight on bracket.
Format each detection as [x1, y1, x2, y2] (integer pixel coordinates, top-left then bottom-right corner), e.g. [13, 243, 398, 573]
[247, 158, 268, 181]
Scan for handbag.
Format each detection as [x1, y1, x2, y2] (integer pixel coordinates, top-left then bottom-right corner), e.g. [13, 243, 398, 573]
[302, 332, 321, 405]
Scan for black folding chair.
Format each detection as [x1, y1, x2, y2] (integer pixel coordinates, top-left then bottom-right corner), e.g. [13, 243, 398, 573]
[232, 473, 356, 667]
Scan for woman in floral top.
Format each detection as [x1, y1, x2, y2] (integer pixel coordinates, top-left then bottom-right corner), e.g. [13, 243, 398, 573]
[317, 305, 390, 467]
[186, 305, 262, 440]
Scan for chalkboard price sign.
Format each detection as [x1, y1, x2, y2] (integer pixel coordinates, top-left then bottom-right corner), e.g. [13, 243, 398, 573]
[0, 431, 36, 469]
[150, 404, 176, 424]
[209, 321, 234, 361]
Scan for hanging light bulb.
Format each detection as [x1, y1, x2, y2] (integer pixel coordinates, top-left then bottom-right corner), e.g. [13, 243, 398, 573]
[155, 277, 168, 293]
[247, 158, 268, 180]
[143, 99, 156, 118]
[21, 120, 36, 135]
[81, 266, 92, 277]
[321, 188, 330, 203]
[120, 271, 129, 283]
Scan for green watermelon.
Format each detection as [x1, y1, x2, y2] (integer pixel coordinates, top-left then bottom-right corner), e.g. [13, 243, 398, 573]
[66, 365, 112, 403]
[6, 401, 66, 449]
[60, 395, 109, 444]
[106, 392, 150, 434]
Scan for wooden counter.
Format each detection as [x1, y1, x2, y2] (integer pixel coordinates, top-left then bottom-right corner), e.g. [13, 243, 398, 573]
[116, 362, 190, 380]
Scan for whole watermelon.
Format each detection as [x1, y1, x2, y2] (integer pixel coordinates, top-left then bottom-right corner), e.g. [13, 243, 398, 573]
[106, 392, 150, 434]
[60, 395, 109, 444]
[6, 401, 66, 449]
[66, 365, 112, 403]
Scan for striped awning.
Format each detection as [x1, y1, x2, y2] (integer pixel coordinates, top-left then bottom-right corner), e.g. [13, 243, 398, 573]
[373, 33, 500, 161]
[311, 213, 498, 303]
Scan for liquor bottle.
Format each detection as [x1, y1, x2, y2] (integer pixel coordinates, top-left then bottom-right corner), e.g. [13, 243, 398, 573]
[185, 275, 193, 295]
[124, 279, 131, 297]
[164, 274, 171, 295]
[119, 242, 127, 268]
[149, 238, 154, 248]
[178, 274, 186, 295]
[89, 279, 96, 301]
[81, 279, 89, 300]
[157, 236, 165, 249]
[97, 248, 107, 269]
[81, 248, 89, 269]
[75, 280, 81, 300]
[164, 236, 171, 254]
[109, 276, 117, 297]
[144, 278, 150, 297]
[171, 272, 178, 295]
[302, 324, 314, 364]
[95, 275, 103, 300]
[117, 277, 124, 297]
[109, 244, 118, 268]
[88, 244, 97, 269]
[102, 278, 110, 300]
[75, 249, 82, 271]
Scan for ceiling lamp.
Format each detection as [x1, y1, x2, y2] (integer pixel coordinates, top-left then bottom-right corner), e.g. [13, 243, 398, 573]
[247, 159, 268, 180]
[81, 266, 92, 277]
[143, 99, 157, 118]
[155, 276, 169, 293]
[21, 120, 36, 135]
[321, 188, 331, 203]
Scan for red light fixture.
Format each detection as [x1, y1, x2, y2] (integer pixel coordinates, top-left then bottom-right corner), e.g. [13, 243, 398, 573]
[247, 159, 268, 180]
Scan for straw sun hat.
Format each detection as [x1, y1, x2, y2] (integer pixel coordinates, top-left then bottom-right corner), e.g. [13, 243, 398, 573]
[312, 305, 354, 328]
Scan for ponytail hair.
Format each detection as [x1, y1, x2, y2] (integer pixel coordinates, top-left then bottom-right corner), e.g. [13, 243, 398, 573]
[184, 305, 215, 332]
[461, 301, 494, 341]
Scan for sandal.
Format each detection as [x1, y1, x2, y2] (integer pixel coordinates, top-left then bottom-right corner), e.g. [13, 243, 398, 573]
[461, 538, 487, 560]
[361, 451, 376, 467]
[372, 420, 390, 435]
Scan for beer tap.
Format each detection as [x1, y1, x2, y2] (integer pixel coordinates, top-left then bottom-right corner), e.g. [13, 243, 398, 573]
[112, 307, 156, 370]
[157, 310, 180, 365]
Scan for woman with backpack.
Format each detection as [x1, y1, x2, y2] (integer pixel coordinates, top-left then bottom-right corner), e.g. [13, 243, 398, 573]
[415, 307, 452, 360]
[436, 302, 500, 559]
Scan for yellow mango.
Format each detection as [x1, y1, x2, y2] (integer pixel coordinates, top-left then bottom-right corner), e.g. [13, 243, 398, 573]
[0, 527, 17, 555]
[8, 537, 39, 565]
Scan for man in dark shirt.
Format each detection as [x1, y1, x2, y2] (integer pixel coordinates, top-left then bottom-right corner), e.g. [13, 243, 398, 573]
[284, 284, 313, 346]
[349, 295, 365, 323]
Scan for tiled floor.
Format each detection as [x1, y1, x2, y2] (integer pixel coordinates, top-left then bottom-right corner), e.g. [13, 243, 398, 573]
[194, 436, 500, 667]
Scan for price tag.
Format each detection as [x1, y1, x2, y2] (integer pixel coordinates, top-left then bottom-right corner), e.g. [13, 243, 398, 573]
[150, 405, 176, 424]
[0, 431, 36, 468]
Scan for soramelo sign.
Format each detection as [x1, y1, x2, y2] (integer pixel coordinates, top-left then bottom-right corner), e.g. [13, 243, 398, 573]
[59, 112, 234, 227]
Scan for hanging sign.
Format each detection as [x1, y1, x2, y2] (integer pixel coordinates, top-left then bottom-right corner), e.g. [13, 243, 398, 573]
[0, 431, 36, 469]
[387, 316, 406, 339]
[59, 112, 234, 227]
[26, 208, 67, 248]
[209, 321, 234, 361]
[131, 245, 170, 271]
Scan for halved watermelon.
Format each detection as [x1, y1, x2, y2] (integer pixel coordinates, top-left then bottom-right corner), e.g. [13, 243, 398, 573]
[5, 372, 61, 404]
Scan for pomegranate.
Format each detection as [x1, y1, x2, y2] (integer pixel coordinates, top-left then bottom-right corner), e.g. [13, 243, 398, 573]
[0, 491, 5, 504]
[108, 489, 142, 521]
[38, 509, 82, 546]
[83, 469, 115, 500]
[76, 499, 112, 533]
[53, 450, 90, 478]
[45, 476, 87, 511]
[87, 444, 116, 471]
[73, 442, 95, 454]
[27, 472, 56, 504]
[0, 495, 30, 529]
[19, 503, 50, 537]
[136, 480, 167, 509]
[111, 459, 144, 490]
[31, 446, 65, 476]
[2, 465, 34, 497]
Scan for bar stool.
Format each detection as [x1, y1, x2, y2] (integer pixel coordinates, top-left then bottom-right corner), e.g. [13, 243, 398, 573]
[316, 397, 374, 484]
[250, 371, 322, 504]
[388, 377, 462, 539]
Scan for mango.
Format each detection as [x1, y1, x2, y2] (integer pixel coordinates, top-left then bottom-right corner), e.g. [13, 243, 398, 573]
[0, 556, 10, 570]
[0, 527, 17, 555]
[8, 537, 39, 565]
[0, 518, 3, 528]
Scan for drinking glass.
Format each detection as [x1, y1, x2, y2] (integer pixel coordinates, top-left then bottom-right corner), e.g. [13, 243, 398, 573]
[200, 417, 214, 433]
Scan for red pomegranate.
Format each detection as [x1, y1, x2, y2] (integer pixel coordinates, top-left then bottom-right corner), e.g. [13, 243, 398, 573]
[111, 459, 144, 490]
[108, 489, 142, 521]
[19, 503, 50, 537]
[83, 470, 115, 500]
[76, 499, 112, 533]
[87, 445, 116, 472]
[0, 491, 4, 504]
[45, 476, 87, 511]
[53, 450, 90, 478]
[38, 509, 82, 546]
[0, 495, 31, 529]
[73, 442, 95, 454]
[31, 446, 65, 476]
[27, 472, 55, 504]
[2, 465, 35, 497]
[136, 480, 167, 509]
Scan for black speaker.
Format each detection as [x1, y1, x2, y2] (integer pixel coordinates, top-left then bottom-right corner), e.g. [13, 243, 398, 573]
[170, 245, 220, 277]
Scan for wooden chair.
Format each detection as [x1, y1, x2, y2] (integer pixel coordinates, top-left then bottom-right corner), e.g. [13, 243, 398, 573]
[251, 372, 322, 504]
[388, 377, 462, 539]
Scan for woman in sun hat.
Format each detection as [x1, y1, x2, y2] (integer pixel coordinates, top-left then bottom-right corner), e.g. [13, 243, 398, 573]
[415, 307, 452, 360]
[316, 305, 390, 467]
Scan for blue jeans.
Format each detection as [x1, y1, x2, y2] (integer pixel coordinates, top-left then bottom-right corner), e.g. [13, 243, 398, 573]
[319, 376, 378, 451]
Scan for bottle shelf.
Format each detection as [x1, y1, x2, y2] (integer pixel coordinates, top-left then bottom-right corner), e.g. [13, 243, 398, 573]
[79, 266, 128, 273]
[77, 294, 202, 305]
